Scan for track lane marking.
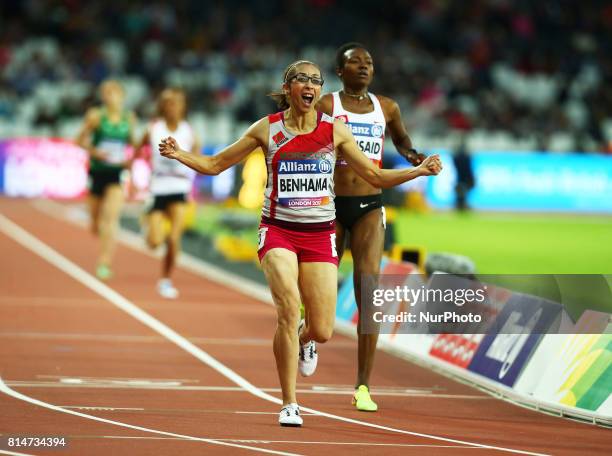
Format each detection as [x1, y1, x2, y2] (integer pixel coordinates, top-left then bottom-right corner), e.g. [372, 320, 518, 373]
[0, 213, 550, 456]
[6, 380, 487, 399]
[95, 435, 488, 449]
[0, 450, 38, 456]
[0, 379, 298, 456]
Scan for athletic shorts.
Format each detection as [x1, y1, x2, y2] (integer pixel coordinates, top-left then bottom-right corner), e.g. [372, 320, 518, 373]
[335, 194, 385, 231]
[257, 217, 338, 266]
[149, 193, 188, 213]
[88, 168, 123, 197]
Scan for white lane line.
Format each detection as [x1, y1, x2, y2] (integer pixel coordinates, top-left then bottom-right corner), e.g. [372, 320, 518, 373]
[58, 407, 315, 415]
[6, 381, 249, 391]
[60, 406, 146, 412]
[0, 451, 38, 456]
[0, 450, 38, 456]
[235, 411, 317, 416]
[0, 379, 297, 456]
[99, 435, 486, 449]
[38, 374, 198, 383]
[7, 381, 488, 399]
[6, 380, 488, 401]
[0, 213, 549, 456]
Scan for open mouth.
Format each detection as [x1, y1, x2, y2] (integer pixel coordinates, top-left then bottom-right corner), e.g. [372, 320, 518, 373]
[301, 93, 314, 106]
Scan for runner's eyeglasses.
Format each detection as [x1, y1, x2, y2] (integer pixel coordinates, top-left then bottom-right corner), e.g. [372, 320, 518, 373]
[290, 73, 324, 86]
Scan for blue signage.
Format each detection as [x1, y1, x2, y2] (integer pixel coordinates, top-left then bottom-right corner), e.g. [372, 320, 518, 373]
[467, 293, 563, 386]
[418, 151, 612, 213]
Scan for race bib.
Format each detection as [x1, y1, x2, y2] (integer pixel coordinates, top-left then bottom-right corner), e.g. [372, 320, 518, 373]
[97, 139, 126, 164]
[156, 156, 192, 178]
[346, 121, 384, 162]
[277, 158, 333, 208]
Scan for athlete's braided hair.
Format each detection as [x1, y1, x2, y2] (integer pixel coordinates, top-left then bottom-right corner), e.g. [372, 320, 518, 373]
[268, 60, 321, 110]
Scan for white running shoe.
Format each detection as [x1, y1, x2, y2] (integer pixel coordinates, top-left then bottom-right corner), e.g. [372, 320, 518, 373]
[157, 278, 179, 299]
[279, 403, 303, 427]
[298, 320, 317, 377]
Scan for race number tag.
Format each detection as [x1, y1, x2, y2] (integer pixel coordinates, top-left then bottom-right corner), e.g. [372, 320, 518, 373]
[345, 121, 384, 163]
[156, 156, 192, 178]
[277, 159, 333, 208]
[97, 139, 126, 164]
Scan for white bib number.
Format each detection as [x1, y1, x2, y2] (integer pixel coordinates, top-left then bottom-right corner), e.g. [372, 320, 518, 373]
[277, 158, 332, 207]
[98, 140, 126, 164]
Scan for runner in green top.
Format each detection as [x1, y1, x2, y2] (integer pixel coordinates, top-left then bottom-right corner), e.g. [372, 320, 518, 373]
[76, 79, 137, 280]
[90, 108, 132, 171]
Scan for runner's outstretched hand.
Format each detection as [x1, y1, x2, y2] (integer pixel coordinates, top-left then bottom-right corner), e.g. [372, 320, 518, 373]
[159, 136, 181, 159]
[417, 154, 442, 176]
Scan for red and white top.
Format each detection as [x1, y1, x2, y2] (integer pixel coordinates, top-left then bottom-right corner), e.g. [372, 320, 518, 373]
[262, 111, 336, 224]
[332, 91, 385, 167]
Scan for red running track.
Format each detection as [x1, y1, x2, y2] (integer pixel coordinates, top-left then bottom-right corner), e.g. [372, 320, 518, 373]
[0, 197, 609, 456]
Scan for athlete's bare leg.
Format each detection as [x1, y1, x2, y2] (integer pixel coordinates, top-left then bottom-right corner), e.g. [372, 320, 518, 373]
[262, 248, 301, 406]
[97, 184, 124, 267]
[88, 194, 102, 236]
[335, 222, 347, 262]
[146, 210, 166, 249]
[350, 208, 385, 388]
[299, 221, 346, 323]
[163, 202, 186, 278]
[298, 262, 337, 345]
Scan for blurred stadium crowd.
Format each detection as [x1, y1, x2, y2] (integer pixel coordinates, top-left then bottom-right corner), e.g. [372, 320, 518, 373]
[1, 0, 611, 152]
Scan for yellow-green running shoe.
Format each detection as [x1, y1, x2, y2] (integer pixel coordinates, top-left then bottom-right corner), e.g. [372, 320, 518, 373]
[96, 264, 113, 281]
[352, 385, 378, 412]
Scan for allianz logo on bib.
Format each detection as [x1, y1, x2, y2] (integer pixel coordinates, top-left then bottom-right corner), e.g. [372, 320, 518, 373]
[278, 159, 332, 174]
[347, 122, 384, 138]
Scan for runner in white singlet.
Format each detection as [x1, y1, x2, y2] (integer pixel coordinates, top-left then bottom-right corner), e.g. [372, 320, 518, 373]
[138, 88, 200, 299]
[317, 42, 427, 412]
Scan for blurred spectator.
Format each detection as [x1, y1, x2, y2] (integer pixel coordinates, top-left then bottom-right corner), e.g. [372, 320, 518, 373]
[453, 137, 475, 211]
[0, 0, 610, 152]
